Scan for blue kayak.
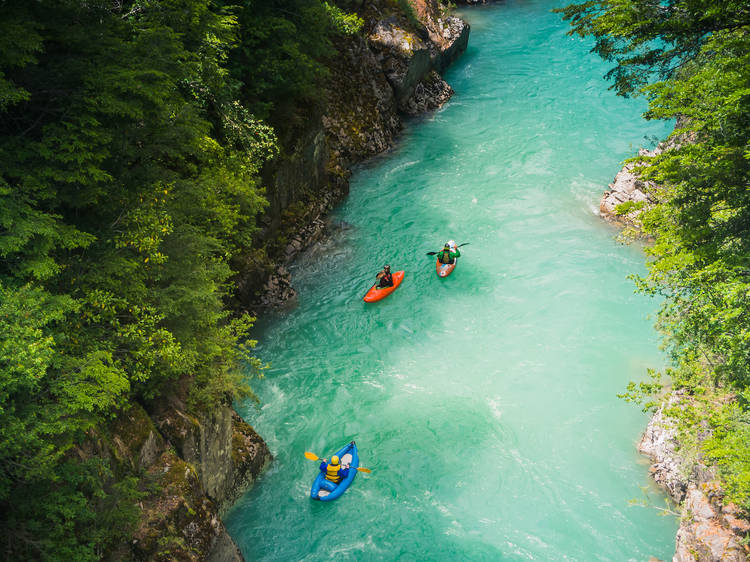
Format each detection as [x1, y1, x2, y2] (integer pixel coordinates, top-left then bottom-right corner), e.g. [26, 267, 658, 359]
[310, 441, 358, 501]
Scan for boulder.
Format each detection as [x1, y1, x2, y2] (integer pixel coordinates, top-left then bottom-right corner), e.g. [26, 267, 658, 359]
[599, 148, 658, 228]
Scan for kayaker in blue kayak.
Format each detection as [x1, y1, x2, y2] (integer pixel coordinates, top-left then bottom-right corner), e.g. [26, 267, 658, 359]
[319, 455, 350, 483]
[375, 264, 394, 288]
[436, 241, 460, 264]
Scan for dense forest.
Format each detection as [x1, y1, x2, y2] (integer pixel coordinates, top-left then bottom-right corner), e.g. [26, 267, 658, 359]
[559, 0, 750, 515]
[0, 0, 360, 558]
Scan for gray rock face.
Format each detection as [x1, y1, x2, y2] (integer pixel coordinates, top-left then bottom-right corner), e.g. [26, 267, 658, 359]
[100, 402, 267, 561]
[367, 8, 469, 112]
[402, 70, 454, 115]
[181, 406, 233, 503]
[205, 527, 244, 562]
[324, 33, 401, 165]
[266, 124, 329, 226]
[599, 147, 658, 227]
[137, 429, 165, 470]
[639, 394, 749, 562]
[638, 395, 689, 503]
[259, 265, 297, 309]
[156, 403, 272, 512]
[369, 16, 434, 109]
[434, 16, 471, 70]
[413, 1, 471, 72]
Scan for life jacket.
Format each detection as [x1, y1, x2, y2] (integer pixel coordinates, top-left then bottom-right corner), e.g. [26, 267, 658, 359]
[439, 249, 452, 264]
[379, 272, 393, 287]
[325, 463, 342, 483]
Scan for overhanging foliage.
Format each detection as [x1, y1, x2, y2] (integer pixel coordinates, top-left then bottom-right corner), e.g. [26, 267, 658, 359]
[559, 0, 750, 514]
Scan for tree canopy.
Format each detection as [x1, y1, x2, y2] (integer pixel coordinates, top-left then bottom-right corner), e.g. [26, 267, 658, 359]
[556, 0, 750, 96]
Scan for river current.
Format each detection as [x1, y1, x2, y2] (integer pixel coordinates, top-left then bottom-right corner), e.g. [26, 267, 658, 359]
[225, 1, 678, 559]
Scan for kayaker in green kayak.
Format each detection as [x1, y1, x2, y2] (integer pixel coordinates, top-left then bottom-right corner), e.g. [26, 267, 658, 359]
[375, 264, 394, 288]
[436, 241, 460, 265]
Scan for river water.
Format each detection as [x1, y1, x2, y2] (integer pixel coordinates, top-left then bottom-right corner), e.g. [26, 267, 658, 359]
[225, 1, 678, 559]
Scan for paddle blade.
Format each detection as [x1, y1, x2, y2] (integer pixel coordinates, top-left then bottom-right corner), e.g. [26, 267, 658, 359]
[304, 452, 320, 461]
[355, 467, 371, 473]
[457, 242, 470, 248]
[426, 251, 437, 256]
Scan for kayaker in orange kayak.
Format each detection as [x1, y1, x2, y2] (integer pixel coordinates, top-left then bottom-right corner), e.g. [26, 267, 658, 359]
[375, 264, 394, 287]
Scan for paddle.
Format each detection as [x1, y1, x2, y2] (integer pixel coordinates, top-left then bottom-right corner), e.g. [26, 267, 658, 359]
[304, 451, 372, 473]
[426, 242, 470, 256]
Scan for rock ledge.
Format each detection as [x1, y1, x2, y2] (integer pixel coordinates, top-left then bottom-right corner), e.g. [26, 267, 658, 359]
[638, 394, 749, 561]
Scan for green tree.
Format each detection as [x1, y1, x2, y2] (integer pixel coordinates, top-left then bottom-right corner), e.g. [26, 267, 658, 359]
[226, 0, 363, 135]
[556, 0, 750, 96]
[0, 0, 274, 556]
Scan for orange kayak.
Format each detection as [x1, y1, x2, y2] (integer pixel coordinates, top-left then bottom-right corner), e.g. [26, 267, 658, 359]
[436, 259, 456, 278]
[363, 271, 405, 302]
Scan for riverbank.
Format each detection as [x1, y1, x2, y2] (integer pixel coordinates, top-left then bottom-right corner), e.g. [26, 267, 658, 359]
[637, 393, 749, 561]
[44, 3, 474, 560]
[601, 153, 750, 560]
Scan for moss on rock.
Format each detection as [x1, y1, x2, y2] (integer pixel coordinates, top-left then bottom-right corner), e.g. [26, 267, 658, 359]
[131, 451, 219, 561]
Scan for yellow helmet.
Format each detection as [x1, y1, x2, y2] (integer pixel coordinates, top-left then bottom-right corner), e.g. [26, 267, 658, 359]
[331, 455, 340, 465]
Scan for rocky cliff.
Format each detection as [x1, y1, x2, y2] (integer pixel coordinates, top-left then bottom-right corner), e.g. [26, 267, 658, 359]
[101, 399, 271, 561]
[638, 394, 749, 561]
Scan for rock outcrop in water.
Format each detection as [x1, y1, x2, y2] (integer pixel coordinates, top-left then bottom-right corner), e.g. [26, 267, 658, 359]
[238, 0, 470, 311]
[599, 147, 659, 229]
[599, 128, 695, 230]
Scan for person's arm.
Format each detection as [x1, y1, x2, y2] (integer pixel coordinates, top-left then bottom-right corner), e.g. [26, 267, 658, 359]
[339, 467, 350, 479]
[375, 270, 384, 279]
[452, 248, 461, 258]
[319, 461, 327, 472]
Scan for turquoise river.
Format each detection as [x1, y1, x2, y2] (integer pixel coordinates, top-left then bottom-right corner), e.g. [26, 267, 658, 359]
[225, 1, 679, 559]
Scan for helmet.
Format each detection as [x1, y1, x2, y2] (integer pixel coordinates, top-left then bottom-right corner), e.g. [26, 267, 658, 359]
[444, 243, 451, 249]
[331, 455, 340, 465]
[383, 264, 390, 270]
